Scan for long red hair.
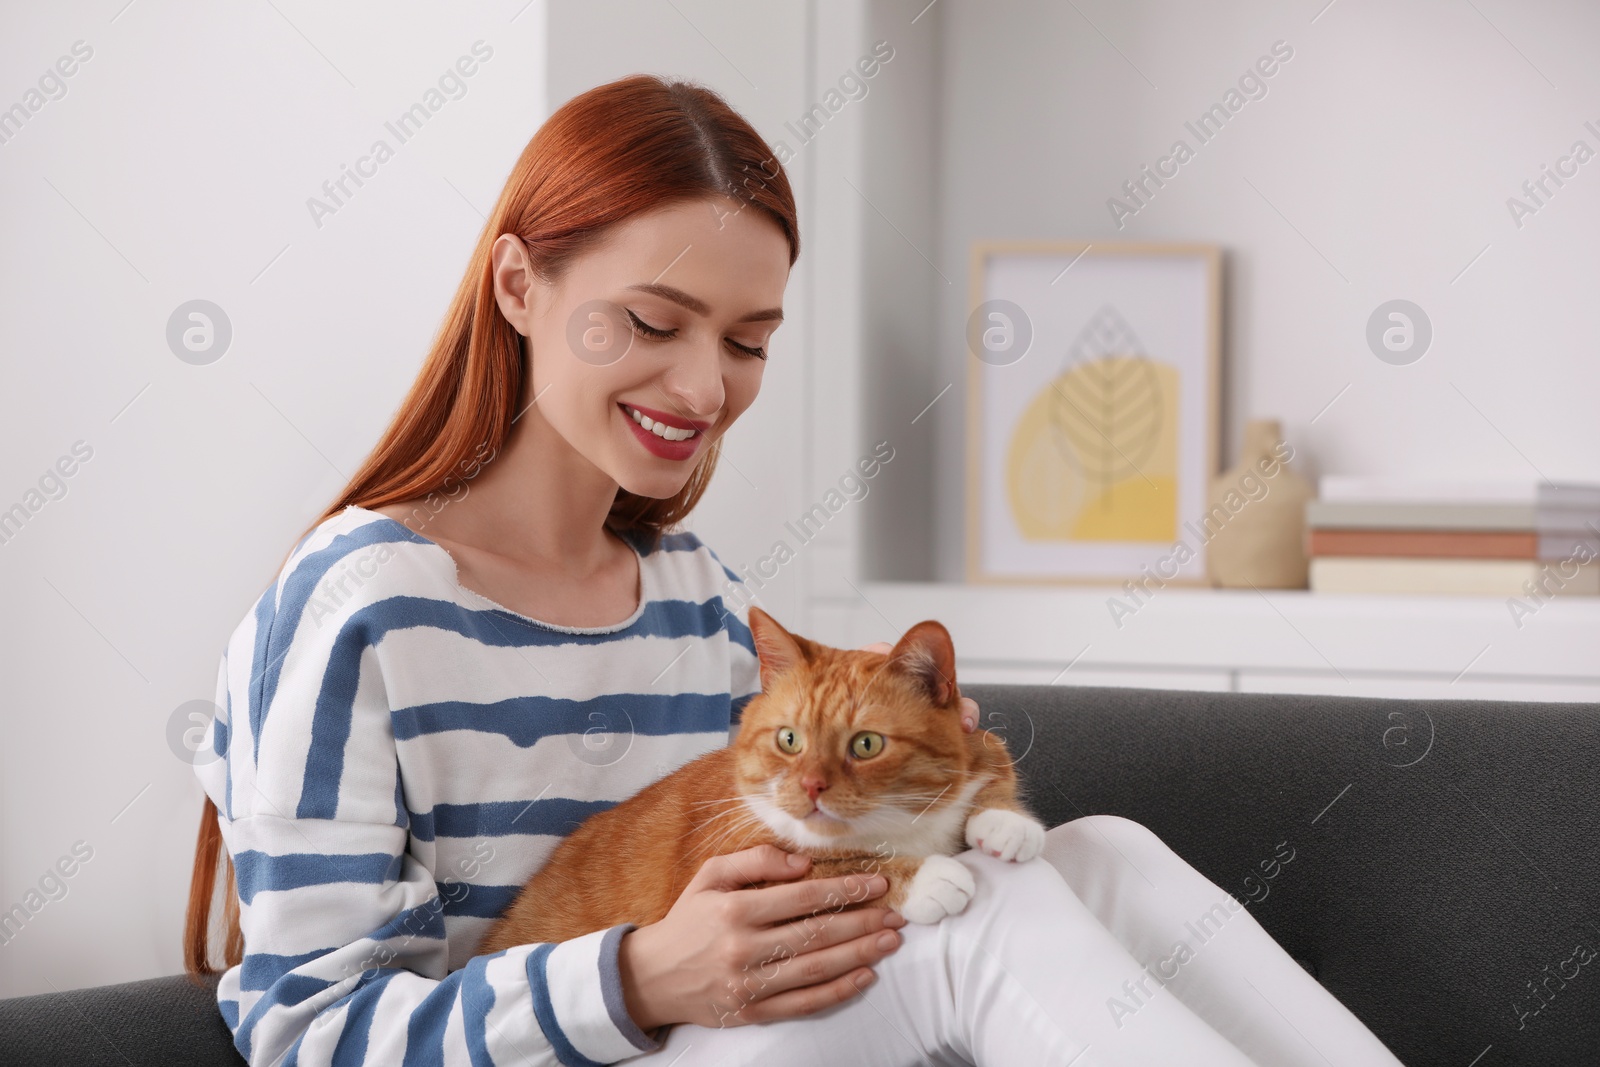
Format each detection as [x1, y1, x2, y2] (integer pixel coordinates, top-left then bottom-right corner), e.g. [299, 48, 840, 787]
[183, 74, 799, 980]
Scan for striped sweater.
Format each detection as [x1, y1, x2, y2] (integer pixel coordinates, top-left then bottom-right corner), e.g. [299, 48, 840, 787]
[193, 504, 762, 1066]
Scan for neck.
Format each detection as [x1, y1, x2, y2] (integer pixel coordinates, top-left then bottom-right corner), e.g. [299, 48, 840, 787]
[432, 400, 622, 575]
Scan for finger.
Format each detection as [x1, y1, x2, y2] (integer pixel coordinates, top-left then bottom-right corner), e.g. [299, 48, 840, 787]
[736, 869, 888, 926]
[759, 902, 903, 964]
[859, 641, 892, 654]
[692, 844, 810, 894]
[733, 942, 886, 1025]
[732, 966, 879, 1027]
[961, 696, 978, 733]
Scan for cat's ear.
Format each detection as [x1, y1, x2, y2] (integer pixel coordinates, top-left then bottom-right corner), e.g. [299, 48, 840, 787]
[885, 620, 959, 708]
[748, 606, 809, 690]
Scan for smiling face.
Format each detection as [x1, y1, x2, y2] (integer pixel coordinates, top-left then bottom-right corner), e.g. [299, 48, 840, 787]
[493, 195, 790, 499]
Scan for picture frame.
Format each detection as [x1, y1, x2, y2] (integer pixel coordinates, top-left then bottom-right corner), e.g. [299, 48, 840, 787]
[964, 240, 1223, 587]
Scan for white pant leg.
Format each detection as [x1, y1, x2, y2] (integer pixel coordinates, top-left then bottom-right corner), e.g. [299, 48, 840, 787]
[1042, 815, 1406, 1067]
[632, 842, 1260, 1067]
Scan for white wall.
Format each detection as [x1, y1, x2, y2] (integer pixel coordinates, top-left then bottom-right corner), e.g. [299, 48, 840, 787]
[855, 0, 943, 585]
[926, 0, 1600, 581]
[0, 0, 556, 997]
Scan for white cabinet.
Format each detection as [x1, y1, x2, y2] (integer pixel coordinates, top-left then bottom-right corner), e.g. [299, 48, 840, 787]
[823, 583, 1600, 703]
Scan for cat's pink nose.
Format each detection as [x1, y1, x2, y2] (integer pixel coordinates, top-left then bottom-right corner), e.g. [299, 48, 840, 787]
[802, 775, 827, 801]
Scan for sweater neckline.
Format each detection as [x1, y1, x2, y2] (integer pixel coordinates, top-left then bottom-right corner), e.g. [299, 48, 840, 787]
[344, 504, 649, 635]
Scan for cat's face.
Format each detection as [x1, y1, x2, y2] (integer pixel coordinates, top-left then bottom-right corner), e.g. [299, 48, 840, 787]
[732, 610, 988, 855]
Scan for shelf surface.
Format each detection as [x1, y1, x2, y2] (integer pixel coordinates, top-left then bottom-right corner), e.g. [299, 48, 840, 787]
[849, 581, 1600, 684]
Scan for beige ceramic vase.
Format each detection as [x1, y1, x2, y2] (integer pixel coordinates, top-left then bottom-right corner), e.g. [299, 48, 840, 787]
[1204, 419, 1314, 588]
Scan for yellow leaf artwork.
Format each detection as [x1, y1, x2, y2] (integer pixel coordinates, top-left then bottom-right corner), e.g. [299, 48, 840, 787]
[1005, 304, 1179, 542]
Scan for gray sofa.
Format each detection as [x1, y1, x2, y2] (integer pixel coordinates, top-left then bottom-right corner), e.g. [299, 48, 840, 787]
[3, 683, 1597, 1066]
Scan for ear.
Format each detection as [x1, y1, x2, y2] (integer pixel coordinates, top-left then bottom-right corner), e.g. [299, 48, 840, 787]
[748, 606, 809, 691]
[885, 620, 959, 708]
[490, 233, 540, 337]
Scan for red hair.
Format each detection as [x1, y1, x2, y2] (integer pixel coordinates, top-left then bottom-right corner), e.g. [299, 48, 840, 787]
[184, 74, 799, 979]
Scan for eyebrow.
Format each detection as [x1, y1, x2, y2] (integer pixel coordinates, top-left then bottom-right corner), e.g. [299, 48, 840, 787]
[624, 283, 784, 324]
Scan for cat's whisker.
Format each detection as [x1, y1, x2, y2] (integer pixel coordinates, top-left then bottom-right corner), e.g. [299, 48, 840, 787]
[691, 804, 756, 838]
[694, 825, 774, 870]
[686, 809, 774, 865]
[690, 803, 760, 821]
[680, 795, 752, 814]
[685, 829, 741, 860]
[679, 798, 765, 836]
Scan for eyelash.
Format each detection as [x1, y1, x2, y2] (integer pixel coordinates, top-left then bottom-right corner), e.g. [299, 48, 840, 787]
[626, 309, 767, 361]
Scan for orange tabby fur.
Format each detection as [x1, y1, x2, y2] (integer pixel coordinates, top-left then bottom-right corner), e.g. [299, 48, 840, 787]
[476, 607, 1045, 955]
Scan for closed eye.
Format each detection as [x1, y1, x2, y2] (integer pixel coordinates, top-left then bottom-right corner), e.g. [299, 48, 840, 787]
[625, 309, 673, 339]
[626, 309, 767, 361]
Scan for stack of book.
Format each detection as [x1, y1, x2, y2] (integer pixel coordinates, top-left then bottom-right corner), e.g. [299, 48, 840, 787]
[1305, 478, 1600, 596]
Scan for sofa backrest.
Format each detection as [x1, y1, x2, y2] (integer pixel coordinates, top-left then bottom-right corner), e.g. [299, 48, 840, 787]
[967, 682, 1600, 1067]
[5, 684, 1595, 1067]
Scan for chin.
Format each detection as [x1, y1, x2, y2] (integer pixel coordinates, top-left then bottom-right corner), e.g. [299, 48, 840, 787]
[744, 792, 864, 852]
[611, 479, 688, 505]
[612, 469, 692, 501]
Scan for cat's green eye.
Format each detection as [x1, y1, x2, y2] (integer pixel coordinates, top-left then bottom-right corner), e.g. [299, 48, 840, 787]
[776, 726, 802, 754]
[850, 731, 886, 759]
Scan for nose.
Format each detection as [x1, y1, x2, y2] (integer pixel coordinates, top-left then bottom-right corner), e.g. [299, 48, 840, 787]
[655, 336, 725, 425]
[801, 774, 827, 803]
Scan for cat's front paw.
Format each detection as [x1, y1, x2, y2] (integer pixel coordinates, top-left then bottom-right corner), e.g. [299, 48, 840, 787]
[899, 855, 976, 924]
[966, 808, 1046, 863]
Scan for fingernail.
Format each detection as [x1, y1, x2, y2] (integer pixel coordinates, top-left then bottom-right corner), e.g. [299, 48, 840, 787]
[854, 970, 876, 989]
[884, 911, 906, 928]
[787, 852, 808, 868]
[869, 875, 888, 893]
[877, 931, 899, 950]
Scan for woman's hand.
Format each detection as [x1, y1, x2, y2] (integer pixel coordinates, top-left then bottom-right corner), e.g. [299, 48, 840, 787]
[617, 844, 907, 1032]
[859, 641, 978, 732]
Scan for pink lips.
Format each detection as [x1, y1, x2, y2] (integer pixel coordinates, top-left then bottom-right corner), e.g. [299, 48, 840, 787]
[619, 403, 701, 461]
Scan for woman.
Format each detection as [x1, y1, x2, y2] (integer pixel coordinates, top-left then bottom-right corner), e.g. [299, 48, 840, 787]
[183, 74, 1404, 1066]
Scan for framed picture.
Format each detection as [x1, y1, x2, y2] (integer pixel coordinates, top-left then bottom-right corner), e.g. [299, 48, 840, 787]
[965, 240, 1222, 586]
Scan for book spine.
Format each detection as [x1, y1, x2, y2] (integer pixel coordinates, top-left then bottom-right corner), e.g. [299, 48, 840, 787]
[1308, 529, 1538, 559]
[1306, 501, 1540, 531]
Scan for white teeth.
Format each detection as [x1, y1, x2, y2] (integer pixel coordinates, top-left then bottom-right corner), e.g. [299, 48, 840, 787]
[626, 405, 697, 442]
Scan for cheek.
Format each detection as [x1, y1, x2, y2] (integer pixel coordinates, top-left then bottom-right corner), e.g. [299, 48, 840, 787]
[549, 358, 618, 413]
[538, 375, 598, 437]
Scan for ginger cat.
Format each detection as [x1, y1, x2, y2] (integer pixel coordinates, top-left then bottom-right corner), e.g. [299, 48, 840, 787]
[477, 607, 1047, 955]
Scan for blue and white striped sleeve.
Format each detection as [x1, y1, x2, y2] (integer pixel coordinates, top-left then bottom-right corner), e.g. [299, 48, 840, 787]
[197, 566, 665, 1066]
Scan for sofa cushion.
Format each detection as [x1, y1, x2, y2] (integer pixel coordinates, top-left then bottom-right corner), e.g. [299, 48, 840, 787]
[0, 971, 242, 1066]
[969, 682, 1600, 1067]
